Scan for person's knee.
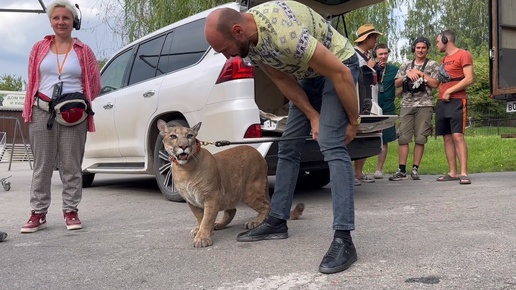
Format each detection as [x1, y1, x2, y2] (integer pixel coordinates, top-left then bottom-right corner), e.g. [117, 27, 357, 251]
[415, 135, 428, 145]
[398, 134, 412, 145]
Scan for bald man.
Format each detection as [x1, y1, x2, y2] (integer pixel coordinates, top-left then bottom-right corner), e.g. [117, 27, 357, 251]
[205, 1, 360, 274]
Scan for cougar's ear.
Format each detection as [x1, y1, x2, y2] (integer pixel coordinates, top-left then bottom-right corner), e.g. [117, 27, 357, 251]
[157, 119, 168, 135]
[191, 122, 202, 135]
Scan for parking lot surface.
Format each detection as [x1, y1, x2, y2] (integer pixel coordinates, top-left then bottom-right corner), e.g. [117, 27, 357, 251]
[1, 161, 515, 290]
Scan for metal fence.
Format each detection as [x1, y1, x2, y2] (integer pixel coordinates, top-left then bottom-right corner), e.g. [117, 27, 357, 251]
[465, 101, 516, 136]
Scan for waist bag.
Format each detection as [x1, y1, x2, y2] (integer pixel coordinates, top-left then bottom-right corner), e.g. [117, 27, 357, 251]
[39, 92, 95, 130]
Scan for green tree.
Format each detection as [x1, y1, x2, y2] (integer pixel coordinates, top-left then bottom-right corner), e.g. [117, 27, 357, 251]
[123, 0, 228, 42]
[0, 74, 24, 91]
[344, 0, 406, 59]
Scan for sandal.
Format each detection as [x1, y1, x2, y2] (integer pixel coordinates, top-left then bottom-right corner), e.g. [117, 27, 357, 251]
[436, 174, 460, 182]
[459, 176, 471, 185]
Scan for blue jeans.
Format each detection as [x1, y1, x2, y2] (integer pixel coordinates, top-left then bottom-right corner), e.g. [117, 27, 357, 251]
[270, 54, 360, 231]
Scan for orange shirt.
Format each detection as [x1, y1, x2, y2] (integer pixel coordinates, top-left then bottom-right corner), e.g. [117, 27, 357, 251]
[438, 49, 473, 99]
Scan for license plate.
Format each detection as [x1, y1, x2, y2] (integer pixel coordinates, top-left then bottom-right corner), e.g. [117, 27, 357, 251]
[507, 101, 516, 113]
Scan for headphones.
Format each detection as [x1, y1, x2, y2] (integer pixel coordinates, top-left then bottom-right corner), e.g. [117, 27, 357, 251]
[411, 37, 431, 52]
[440, 30, 448, 44]
[73, 4, 82, 30]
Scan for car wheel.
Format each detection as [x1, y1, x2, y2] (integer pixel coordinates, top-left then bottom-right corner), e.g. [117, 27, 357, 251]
[154, 120, 186, 202]
[296, 169, 330, 190]
[82, 173, 95, 188]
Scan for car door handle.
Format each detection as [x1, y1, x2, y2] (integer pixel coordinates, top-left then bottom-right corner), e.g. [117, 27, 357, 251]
[143, 90, 155, 98]
[103, 102, 114, 109]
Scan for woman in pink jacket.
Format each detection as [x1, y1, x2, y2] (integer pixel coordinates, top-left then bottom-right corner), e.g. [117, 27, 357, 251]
[21, 0, 101, 233]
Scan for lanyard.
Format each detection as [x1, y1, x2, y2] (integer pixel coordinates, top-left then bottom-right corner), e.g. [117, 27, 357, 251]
[380, 65, 386, 84]
[54, 39, 73, 80]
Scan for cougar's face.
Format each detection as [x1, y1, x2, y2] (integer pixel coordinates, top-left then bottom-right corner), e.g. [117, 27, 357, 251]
[163, 128, 197, 165]
[157, 120, 202, 166]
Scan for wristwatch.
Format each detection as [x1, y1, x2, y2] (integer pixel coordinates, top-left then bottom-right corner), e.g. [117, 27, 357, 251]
[350, 116, 361, 125]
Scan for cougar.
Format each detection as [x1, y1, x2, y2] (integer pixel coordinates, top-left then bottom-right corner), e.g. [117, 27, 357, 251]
[157, 120, 304, 248]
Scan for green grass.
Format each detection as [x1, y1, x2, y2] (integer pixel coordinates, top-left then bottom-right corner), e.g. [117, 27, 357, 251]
[363, 135, 516, 175]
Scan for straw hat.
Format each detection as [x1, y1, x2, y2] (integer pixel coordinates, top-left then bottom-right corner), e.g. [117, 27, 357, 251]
[354, 24, 382, 43]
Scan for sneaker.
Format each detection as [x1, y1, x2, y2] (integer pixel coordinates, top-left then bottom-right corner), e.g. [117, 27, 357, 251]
[21, 211, 47, 233]
[0, 230, 7, 242]
[357, 175, 375, 183]
[64, 211, 82, 230]
[388, 169, 408, 181]
[373, 170, 383, 179]
[411, 167, 421, 180]
[354, 178, 361, 186]
[237, 219, 287, 242]
[319, 237, 358, 274]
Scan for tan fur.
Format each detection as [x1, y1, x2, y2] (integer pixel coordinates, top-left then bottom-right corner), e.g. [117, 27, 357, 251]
[158, 120, 289, 248]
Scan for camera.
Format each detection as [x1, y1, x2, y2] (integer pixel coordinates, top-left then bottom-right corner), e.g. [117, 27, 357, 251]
[403, 77, 426, 94]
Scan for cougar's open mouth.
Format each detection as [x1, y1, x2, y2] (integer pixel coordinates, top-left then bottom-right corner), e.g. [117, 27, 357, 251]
[177, 153, 189, 161]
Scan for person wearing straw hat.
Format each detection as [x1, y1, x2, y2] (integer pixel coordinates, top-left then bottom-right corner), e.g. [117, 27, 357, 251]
[352, 24, 382, 186]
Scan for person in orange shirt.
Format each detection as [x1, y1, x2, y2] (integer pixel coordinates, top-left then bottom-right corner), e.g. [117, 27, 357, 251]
[435, 30, 474, 185]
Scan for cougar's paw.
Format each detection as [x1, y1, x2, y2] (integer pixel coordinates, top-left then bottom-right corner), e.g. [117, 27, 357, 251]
[244, 221, 261, 229]
[190, 226, 199, 237]
[214, 223, 225, 230]
[193, 236, 213, 248]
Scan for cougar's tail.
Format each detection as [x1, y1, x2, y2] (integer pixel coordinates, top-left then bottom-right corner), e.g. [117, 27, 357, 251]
[289, 203, 305, 220]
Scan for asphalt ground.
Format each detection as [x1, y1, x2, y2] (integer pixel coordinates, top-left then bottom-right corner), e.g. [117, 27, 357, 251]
[0, 161, 515, 290]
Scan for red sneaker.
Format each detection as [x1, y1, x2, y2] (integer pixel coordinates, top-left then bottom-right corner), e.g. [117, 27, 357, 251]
[21, 211, 47, 233]
[64, 211, 82, 230]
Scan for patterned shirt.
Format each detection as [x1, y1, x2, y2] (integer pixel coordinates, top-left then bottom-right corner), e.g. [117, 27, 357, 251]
[396, 59, 440, 107]
[247, 0, 356, 80]
[23, 35, 101, 132]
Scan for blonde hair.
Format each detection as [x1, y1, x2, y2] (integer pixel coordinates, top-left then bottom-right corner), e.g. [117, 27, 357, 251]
[46, 0, 77, 20]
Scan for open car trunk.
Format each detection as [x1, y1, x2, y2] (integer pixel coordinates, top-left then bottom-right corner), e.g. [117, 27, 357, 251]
[255, 67, 397, 134]
[490, 0, 516, 105]
[254, 67, 389, 163]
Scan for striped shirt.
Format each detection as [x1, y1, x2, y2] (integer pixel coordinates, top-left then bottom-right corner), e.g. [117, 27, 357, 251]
[22, 35, 101, 132]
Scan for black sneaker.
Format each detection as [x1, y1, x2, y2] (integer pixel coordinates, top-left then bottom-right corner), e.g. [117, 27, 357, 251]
[319, 237, 357, 274]
[236, 219, 288, 242]
[388, 169, 408, 181]
[411, 167, 421, 180]
[0, 230, 7, 242]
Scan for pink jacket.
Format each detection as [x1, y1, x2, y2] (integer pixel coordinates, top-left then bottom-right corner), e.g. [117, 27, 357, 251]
[22, 35, 101, 132]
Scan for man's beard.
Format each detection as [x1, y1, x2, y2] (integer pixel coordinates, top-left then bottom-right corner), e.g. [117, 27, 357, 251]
[236, 38, 250, 58]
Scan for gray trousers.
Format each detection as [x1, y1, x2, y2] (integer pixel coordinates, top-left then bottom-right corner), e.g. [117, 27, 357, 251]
[29, 106, 87, 213]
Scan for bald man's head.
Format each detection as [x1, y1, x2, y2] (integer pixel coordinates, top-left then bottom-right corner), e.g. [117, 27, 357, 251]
[205, 8, 250, 58]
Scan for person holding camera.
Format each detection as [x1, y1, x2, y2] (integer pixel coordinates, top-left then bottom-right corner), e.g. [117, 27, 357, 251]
[435, 30, 474, 185]
[372, 44, 399, 179]
[353, 24, 383, 185]
[21, 0, 101, 233]
[390, 37, 440, 181]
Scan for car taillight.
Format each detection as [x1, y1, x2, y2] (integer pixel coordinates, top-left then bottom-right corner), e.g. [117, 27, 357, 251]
[244, 124, 262, 138]
[216, 56, 254, 84]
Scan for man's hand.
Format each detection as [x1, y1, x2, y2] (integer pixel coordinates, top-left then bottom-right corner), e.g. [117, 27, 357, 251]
[345, 124, 358, 145]
[407, 69, 422, 81]
[310, 116, 320, 141]
[442, 90, 451, 102]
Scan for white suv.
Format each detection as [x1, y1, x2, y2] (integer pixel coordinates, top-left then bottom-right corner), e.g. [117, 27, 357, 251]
[82, 0, 396, 201]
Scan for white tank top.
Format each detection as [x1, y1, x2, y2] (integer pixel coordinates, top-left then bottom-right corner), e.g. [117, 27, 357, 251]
[39, 45, 83, 98]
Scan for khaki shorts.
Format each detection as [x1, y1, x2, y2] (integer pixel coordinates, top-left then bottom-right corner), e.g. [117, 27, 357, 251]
[397, 106, 433, 145]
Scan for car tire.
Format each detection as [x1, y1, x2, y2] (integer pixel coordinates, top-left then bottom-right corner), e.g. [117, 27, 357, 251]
[154, 119, 186, 202]
[82, 173, 95, 188]
[296, 169, 330, 190]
